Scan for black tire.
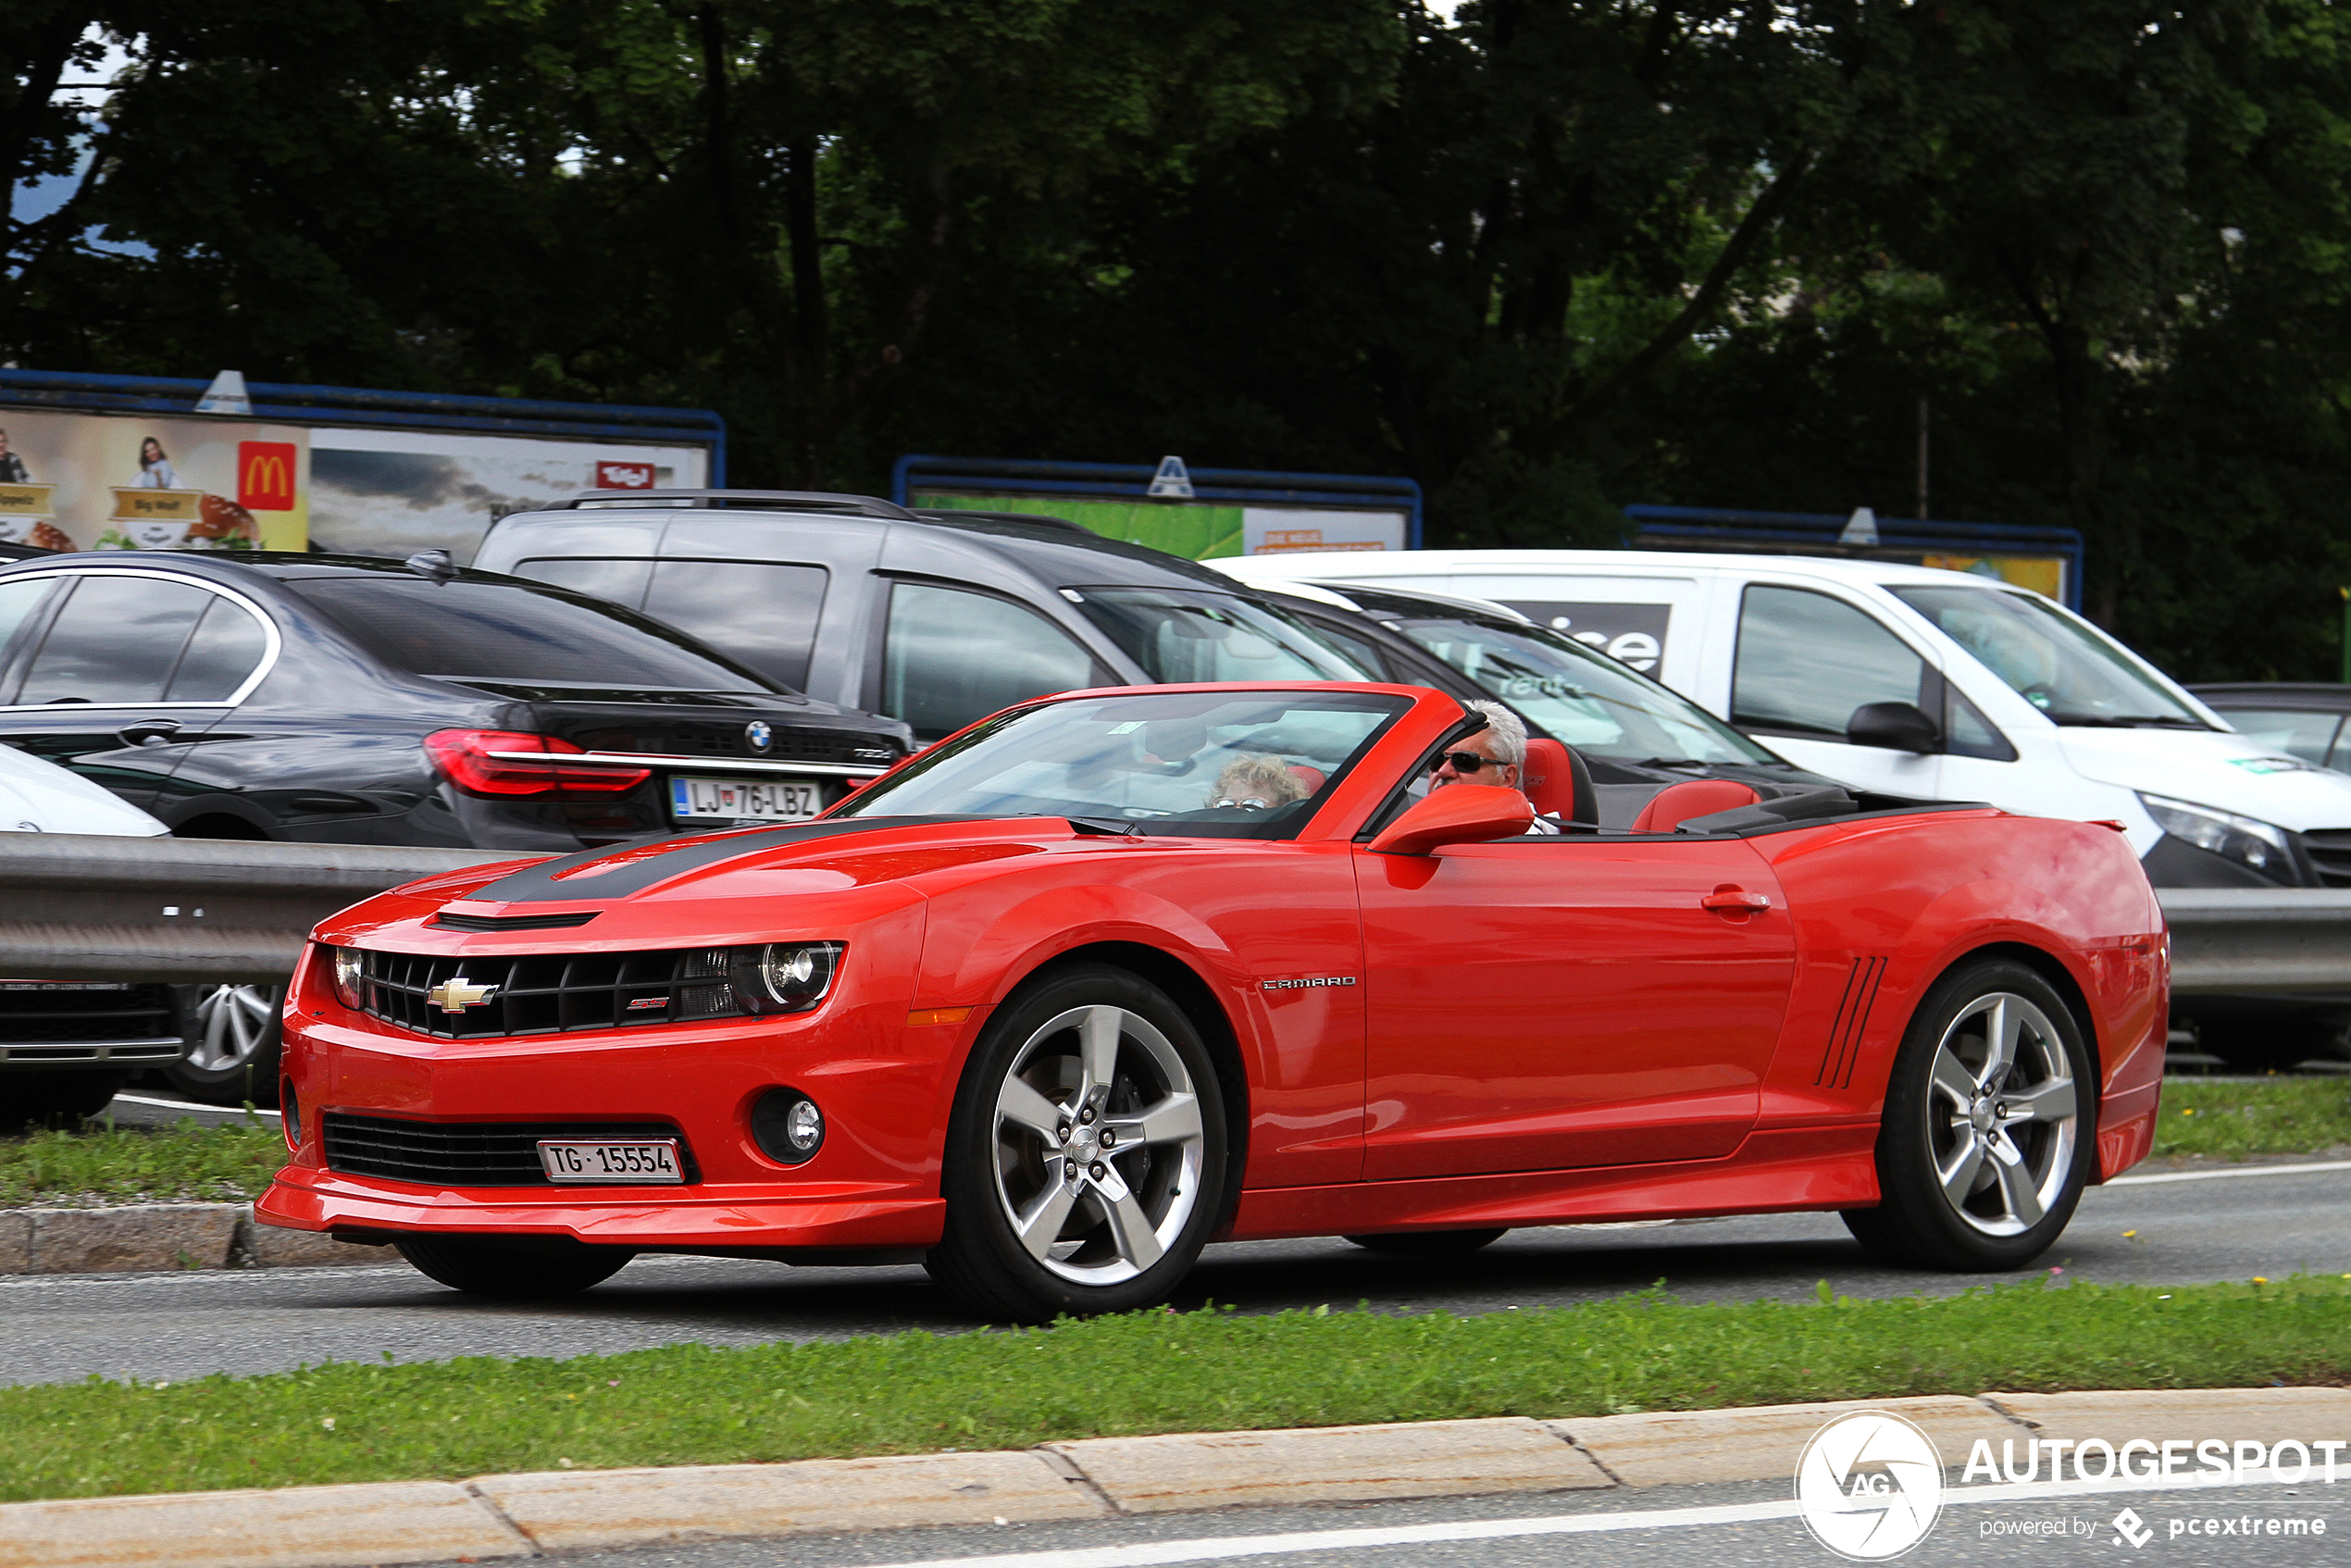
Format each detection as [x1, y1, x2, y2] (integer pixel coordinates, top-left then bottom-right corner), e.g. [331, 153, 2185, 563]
[1843, 959, 2096, 1271]
[162, 985, 285, 1106]
[925, 964, 1234, 1324]
[1342, 1228, 1508, 1257]
[2193, 1017, 2345, 1075]
[0, 1069, 127, 1130]
[393, 1234, 635, 1298]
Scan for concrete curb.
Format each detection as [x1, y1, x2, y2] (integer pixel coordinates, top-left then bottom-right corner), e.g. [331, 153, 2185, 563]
[0, 1204, 387, 1276]
[8, 1387, 2348, 1567]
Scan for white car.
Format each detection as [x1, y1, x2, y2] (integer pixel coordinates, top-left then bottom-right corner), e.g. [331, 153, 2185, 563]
[1220, 547, 2351, 1067]
[0, 747, 184, 1125]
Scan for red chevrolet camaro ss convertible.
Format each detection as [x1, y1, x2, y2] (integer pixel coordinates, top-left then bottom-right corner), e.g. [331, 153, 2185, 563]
[257, 682, 2167, 1321]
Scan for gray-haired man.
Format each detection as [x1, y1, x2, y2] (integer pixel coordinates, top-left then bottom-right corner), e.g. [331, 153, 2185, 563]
[1426, 700, 1560, 833]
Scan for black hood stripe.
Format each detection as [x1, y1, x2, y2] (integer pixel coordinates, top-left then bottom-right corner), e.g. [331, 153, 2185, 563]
[465, 816, 980, 904]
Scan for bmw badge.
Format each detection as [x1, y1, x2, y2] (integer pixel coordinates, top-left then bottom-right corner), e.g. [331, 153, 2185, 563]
[745, 720, 773, 753]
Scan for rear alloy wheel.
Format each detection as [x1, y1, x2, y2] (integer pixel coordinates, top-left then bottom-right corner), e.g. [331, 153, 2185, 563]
[163, 984, 284, 1106]
[927, 964, 1230, 1323]
[392, 1235, 635, 1298]
[1844, 960, 2095, 1270]
[1342, 1229, 1508, 1257]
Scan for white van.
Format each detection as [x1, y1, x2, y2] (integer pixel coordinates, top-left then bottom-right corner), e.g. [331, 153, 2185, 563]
[1220, 549, 2351, 897]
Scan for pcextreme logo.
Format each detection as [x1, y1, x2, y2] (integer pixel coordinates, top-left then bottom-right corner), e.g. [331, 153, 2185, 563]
[1796, 1411, 1946, 1561]
[237, 441, 297, 511]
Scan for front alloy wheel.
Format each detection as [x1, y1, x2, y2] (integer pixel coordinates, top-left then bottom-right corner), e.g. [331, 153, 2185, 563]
[928, 965, 1231, 1321]
[1844, 959, 2095, 1270]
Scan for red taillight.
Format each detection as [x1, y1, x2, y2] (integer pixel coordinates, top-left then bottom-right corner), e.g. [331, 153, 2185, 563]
[423, 729, 651, 797]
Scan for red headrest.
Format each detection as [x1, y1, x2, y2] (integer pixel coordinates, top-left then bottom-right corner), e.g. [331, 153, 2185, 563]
[1629, 778, 1762, 833]
[1287, 764, 1326, 797]
[1521, 739, 1577, 821]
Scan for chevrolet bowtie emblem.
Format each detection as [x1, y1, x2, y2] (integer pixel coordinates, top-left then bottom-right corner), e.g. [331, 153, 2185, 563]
[426, 976, 500, 1014]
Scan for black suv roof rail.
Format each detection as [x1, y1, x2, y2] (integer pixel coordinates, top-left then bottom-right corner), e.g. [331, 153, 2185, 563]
[546, 489, 918, 520]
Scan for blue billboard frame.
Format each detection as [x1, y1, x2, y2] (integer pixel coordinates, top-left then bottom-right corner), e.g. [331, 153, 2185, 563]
[0, 367, 727, 479]
[1623, 504, 2084, 610]
[891, 454, 1423, 546]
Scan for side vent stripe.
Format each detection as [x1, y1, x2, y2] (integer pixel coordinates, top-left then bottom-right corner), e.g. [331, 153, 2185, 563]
[1818, 955, 1888, 1089]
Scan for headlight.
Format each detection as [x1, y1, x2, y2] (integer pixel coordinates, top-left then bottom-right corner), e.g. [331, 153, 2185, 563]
[330, 948, 366, 1010]
[2138, 793, 2294, 878]
[728, 942, 843, 1015]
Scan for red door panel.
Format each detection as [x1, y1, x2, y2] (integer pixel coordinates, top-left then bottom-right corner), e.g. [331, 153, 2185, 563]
[1355, 837, 1797, 1179]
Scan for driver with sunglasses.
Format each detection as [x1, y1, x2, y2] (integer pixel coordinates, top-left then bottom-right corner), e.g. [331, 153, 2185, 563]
[1428, 701, 1560, 834]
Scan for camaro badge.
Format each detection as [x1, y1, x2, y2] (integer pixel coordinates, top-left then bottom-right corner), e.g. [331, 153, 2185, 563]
[1262, 976, 1358, 990]
[426, 977, 500, 1014]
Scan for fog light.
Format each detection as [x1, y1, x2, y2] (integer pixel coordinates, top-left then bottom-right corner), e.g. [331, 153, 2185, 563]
[280, 1078, 302, 1151]
[752, 1089, 825, 1164]
[330, 948, 365, 1010]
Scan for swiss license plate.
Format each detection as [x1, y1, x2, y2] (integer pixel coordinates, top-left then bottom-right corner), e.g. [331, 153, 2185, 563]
[537, 1139, 684, 1184]
[668, 775, 824, 823]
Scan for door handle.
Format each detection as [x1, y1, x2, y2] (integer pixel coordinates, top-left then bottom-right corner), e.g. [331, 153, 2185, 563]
[1700, 886, 1772, 915]
[117, 720, 183, 748]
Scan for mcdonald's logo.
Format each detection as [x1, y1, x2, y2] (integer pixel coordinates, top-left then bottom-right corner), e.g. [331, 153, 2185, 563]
[238, 442, 298, 511]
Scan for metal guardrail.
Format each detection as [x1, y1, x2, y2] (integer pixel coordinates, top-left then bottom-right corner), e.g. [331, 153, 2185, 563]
[3, 835, 2346, 994]
[1, 834, 543, 984]
[2158, 889, 2351, 995]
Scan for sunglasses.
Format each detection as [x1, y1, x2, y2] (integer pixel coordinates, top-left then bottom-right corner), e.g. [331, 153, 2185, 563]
[1431, 750, 1508, 775]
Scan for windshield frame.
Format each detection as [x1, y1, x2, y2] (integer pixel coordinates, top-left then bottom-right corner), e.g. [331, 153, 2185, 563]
[828, 685, 1414, 840]
[1887, 584, 2212, 730]
[1376, 611, 1785, 765]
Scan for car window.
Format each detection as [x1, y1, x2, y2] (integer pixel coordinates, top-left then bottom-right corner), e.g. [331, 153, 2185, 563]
[1298, 616, 1396, 679]
[1069, 588, 1367, 683]
[164, 595, 271, 702]
[287, 575, 777, 691]
[1735, 585, 1928, 739]
[645, 560, 828, 691]
[0, 577, 59, 685]
[16, 574, 216, 705]
[883, 582, 1103, 741]
[1944, 684, 2018, 762]
[2219, 707, 2345, 770]
[1388, 614, 1778, 765]
[836, 688, 1409, 839]
[513, 557, 653, 607]
[1891, 585, 2208, 728]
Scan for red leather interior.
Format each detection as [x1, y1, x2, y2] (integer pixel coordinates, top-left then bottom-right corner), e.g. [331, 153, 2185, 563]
[1629, 778, 1761, 833]
[1521, 739, 1577, 820]
[1287, 765, 1327, 796]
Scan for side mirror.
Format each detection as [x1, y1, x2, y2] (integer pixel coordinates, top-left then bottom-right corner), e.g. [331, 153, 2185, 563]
[1368, 784, 1534, 856]
[1847, 701, 1941, 753]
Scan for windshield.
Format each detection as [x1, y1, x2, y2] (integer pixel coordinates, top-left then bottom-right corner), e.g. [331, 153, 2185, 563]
[1070, 588, 1371, 683]
[1890, 587, 2208, 728]
[1384, 616, 1780, 765]
[833, 689, 1409, 838]
[288, 575, 778, 692]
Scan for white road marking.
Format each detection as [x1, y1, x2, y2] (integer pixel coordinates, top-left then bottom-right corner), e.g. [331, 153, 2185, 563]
[2108, 1158, 2351, 1187]
[858, 1473, 2279, 1568]
[111, 1092, 280, 1118]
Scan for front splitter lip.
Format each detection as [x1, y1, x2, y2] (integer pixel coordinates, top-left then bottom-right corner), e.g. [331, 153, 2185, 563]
[255, 1164, 944, 1250]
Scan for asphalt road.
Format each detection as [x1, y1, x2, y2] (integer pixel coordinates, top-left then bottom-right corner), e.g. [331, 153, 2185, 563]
[404, 1475, 2349, 1568]
[6, 1158, 2345, 1390]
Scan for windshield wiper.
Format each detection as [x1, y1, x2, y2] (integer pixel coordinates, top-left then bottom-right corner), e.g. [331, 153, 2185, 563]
[2046, 713, 2209, 729]
[1633, 756, 1710, 769]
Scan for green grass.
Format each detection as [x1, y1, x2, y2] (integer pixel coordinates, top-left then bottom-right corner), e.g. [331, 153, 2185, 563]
[3, 1276, 2347, 1503]
[2150, 1077, 2351, 1161]
[0, 1117, 285, 1207]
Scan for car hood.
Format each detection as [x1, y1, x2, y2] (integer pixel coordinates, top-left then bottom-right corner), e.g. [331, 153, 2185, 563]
[2058, 726, 2351, 831]
[320, 815, 1085, 951]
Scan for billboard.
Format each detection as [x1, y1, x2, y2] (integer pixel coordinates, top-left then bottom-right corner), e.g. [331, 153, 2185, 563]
[0, 369, 725, 563]
[893, 454, 1422, 561]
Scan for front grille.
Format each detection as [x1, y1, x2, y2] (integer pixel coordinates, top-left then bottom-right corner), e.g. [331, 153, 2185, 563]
[2300, 828, 2351, 888]
[0, 983, 178, 1043]
[356, 947, 747, 1039]
[430, 911, 601, 932]
[320, 1113, 697, 1186]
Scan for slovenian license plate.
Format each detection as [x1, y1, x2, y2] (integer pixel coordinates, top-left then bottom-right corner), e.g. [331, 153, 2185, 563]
[537, 1139, 684, 1184]
[668, 776, 824, 822]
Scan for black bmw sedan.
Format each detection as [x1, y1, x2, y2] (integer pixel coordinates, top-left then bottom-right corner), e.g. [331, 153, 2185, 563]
[0, 551, 912, 851]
